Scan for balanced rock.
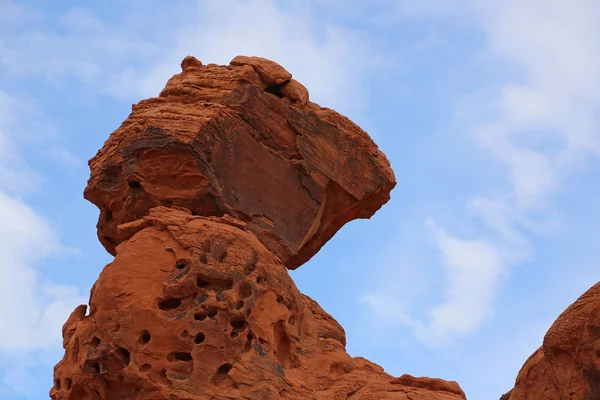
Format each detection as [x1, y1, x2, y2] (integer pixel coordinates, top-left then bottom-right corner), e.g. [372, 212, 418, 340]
[51, 56, 465, 400]
[501, 282, 600, 399]
[83, 55, 395, 269]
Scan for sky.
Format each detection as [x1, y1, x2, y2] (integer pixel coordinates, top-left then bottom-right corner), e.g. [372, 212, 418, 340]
[1, 1, 599, 399]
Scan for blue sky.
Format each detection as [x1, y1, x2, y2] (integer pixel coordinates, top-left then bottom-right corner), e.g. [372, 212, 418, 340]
[1, 1, 599, 399]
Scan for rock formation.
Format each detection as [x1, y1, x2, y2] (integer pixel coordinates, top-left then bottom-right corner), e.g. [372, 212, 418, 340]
[501, 282, 600, 399]
[50, 56, 465, 400]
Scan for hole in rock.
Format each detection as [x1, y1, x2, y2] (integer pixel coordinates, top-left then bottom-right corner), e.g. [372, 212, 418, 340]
[258, 337, 267, 345]
[194, 312, 206, 321]
[197, 274, 234, 290]
[65, 378, 72, 390]
[256, 276, 263, 284]
[274, 321, 292, 369]
[197, 277, 210, 288]
[84, 360, 100, 374]
[104, 209, 113, 222]
[168, 352, 193, 362]
[235, 300, 244, 310]
[243, 331, 255, 353]
[265, 83, 284, 98]
[128, 180, 142, 189]
[231, 331, 239, 338]
[55, 379, 61, 390]
[276, 295, 283, 304]
[181, 330, 189, 338]
[230, 317, 247, 331]
[139, 330, 151, 345]
[102, 165, 121, 180]
[219, 250, 228, 262]
[159, 298, 182, 311]
[91, 337, 101, 348]
[139, 364, 152, 373]
[116, 346, 131, 366]
[176, 262, 187, 270]
[207, 307, 218, 318]
[194, 333, 205, 344]
[213, 362, 234, 386]
[217, 363, 232, 375]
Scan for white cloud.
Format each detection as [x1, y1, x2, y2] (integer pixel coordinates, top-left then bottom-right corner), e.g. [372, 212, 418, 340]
[363, 219, 513, 347]
[0, 88, 85, 397]
[363, 0, 600, 347]
[471, 0, 600, 200]
[418, 220, 506, 345]
[0, 189, 85, 355]
[107, 0, 379, 116]
[0, 91, 41, 195]
[0, 1, 380, 117]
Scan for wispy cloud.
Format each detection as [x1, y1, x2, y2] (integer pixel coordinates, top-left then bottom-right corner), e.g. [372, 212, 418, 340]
[0, 88, 85, 397]
[363, 0, 600, 345]
[0, 1, 381, 117]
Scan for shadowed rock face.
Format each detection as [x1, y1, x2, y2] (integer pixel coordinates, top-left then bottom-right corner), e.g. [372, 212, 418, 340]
[51, 56, 466, 400]
[84, 55, 396, 270]
[501, 281, 600, 400]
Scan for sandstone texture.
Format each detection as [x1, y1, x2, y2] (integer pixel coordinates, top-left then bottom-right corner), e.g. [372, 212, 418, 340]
[84, 55, 395, 270]
[51, 56, 465, 400]
[501, 282, 600, 399]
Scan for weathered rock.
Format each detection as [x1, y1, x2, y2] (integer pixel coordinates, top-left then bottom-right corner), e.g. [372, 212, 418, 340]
[230, 55, 292, 85]
[51, 207, 465, 400]
[501, 282, 600, 399]
[84, 55, 395, 270]
[52, 56, 465, 400]
[391, 375, 465, 397]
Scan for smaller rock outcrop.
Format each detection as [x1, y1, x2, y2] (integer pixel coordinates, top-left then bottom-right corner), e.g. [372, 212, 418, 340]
[501, 281, 600, 399]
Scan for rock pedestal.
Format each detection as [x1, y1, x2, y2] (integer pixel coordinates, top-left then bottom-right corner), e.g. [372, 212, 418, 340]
[50, 56, 465, 400]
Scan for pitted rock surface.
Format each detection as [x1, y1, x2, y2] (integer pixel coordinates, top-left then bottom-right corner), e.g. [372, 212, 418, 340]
[51, 56, 465, 400]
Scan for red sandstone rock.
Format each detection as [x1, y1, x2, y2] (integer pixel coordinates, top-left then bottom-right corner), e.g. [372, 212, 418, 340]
[52, 56, 465, 400]
[501, 282, 600, 399]
[84, 55, 395, 270]
[391, 375, 465, 397]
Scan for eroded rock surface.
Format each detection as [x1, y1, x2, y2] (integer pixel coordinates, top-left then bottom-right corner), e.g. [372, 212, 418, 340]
[501, 282, 600, 399]
[84, 55, 395, 270]
[51, 56, 465, 400]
